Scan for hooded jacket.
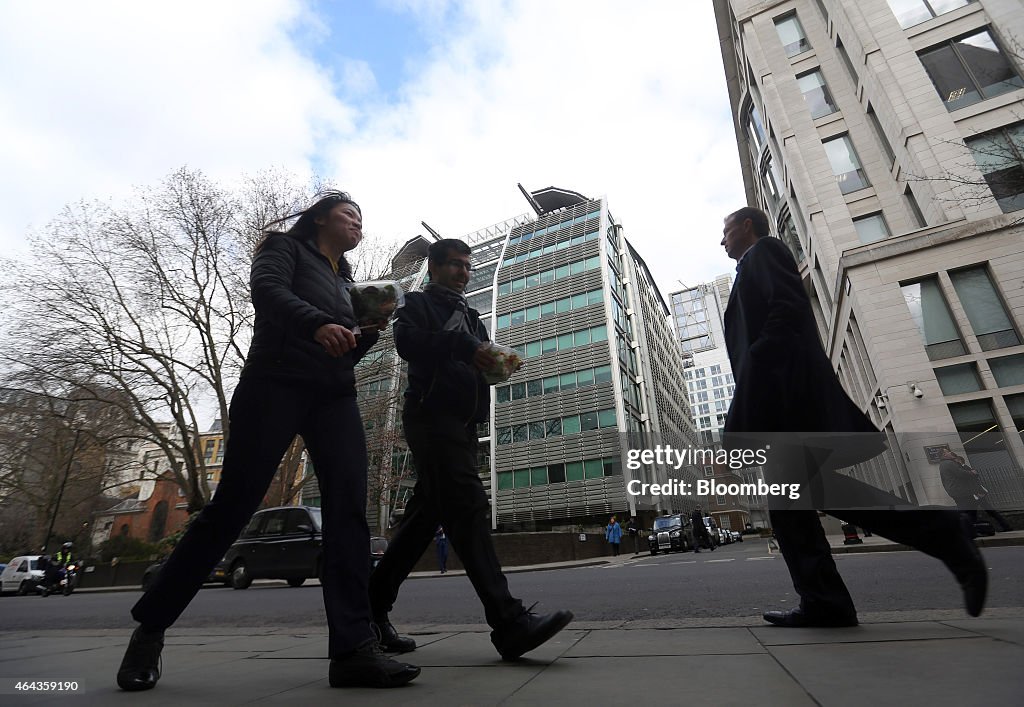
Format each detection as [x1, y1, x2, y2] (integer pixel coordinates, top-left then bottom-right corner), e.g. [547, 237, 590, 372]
[242, 233, 378, 392]
[395, 289, 489, 423]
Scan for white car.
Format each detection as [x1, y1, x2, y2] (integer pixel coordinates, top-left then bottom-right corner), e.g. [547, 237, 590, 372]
[1, 555, 44, 595]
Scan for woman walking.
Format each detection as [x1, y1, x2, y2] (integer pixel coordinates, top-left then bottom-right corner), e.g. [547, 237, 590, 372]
[605, 516, 622, 557]
[116, 191, 419, 691]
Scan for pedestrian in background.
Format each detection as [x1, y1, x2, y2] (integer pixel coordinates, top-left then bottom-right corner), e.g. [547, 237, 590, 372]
[940, 448, 1012, 533]
[605, 516, 622, 556]
[116, 191, 419, 691]
[435, 526, 448, 574]
[627, 516, 641, 555]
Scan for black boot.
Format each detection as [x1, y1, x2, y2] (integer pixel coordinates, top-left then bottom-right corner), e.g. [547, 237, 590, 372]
[373, 616, 416, 653]
[329, 638, 420, 688]
[490, 605, 574, 661]
[116, 626, 164, 691]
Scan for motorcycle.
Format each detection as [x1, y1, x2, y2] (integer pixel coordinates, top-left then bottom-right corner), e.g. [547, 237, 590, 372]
[38, 563, 79, 597]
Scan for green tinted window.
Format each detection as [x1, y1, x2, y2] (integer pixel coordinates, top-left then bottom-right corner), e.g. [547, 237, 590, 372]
[565, 461, 584, 481]
[559, 372, 577, 390]
[591, 325, 608, 342]
[557, 333, 574, 350]
[542, 337, 558, 354]
[526, 341, 542, 358]
[497, 471, 514, 490]
[576, 368, 595, 387]
[562, 415, 581, 434]
[543, 376, 559, 394]
[598, 408, 617, 428]
[513, 469, 531, 488]
[531, 467, 548, 485]
[574, 329, 591, 346]
[584, 459, 604, 478]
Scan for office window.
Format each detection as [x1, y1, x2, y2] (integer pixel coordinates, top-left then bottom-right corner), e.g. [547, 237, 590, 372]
[797, 69, 838, 119]
[867, 104, 896, 167]
[836, 37, 859, 84]
[584, 459, 604, 479]
[887, 0, 973, 30]
[966, 123, 1024, 213]
[823, 135, 870, 194]
[548, 463, 565, 483]
[901, 278, 967, 359]
[949, 267, 1020, 350]
[779, 213, 805, 262]
[905, 186, 927, 227]
[853, 213, 891, 244]
[948, 399, 1014, 466]
[746, 104, 766, 153]
[919, 29, 1024, 112]
[935, 363, 982, 395]
[775, 14, 811, 57]
[989, 353, 1024, 387]
[565, 461, 585, 482]
[1006, 395, 1024, 449]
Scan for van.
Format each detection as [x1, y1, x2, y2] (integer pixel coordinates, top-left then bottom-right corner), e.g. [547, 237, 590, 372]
[0, 555, 44, 595]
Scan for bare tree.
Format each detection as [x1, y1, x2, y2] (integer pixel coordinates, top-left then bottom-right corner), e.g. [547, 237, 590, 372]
[0, 167, 312, 513]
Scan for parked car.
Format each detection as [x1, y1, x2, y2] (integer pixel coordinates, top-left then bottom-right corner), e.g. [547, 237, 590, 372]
[699, 517, 720, 550]
[1, 555, 44, 595]
[730, 530, 743, 543]
[216, 506, 324, 589]
[370, 536, 388, 569]
[648, 514, 692, 554]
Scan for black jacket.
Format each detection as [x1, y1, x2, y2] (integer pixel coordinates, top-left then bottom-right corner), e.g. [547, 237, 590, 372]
[395, 289, 489, 423]
[723, 236, 884, 468]
[242, 233, 378, 392]
[940, 459, 981, 505]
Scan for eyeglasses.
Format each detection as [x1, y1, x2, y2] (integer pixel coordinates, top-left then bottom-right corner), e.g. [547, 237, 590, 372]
[444, 260, 473, 272]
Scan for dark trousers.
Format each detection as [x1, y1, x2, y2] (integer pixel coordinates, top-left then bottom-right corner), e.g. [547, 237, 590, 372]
[956, 496, 1013, 532]
[609, 542, 620, 556]
[767, 446, 965, 617]
[436, 538, 448, 571]
[131, 377, 374, 657]
[369, 409, 524, 629]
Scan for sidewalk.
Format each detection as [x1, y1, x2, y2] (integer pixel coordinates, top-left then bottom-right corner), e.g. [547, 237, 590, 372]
[3, 610, 1022, 705]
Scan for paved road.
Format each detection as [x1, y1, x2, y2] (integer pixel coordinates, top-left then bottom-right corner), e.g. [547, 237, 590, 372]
[1, 543, 1022, 630]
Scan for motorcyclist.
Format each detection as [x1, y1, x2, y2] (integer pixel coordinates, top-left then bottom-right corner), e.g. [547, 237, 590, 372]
[55, 542, 73, 568]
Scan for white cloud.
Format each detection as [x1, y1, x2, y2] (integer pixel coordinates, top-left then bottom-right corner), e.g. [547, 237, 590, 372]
[328, 0, 746, 291]
[0, 0, 352, 253]
[0, 0, 745, 291]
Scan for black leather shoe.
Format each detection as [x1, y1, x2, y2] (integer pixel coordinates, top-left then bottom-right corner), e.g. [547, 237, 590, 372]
[116, 626, 164, 691]
[762, 607, 858, 628]
[490, 606, 574, 661]
[373, 617, 416, 653]
[945, 516, 988, 617]
[329, 639, 420, 688]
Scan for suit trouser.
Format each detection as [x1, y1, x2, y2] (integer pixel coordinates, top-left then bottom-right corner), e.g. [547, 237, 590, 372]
[767, 445, 964, 616]
[131, 376, 374, 657]
[369, 409, 524, 629]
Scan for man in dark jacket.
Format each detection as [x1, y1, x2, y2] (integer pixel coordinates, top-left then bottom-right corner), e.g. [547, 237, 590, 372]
[720, 206, 987, 627]
[369, 239, 573, 660]
[939, 448, 1012, 532]
[690, 507, 712, 553]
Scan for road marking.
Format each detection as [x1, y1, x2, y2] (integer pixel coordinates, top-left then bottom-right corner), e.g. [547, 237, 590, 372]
[704, 558, 735, 563]
[747, 556, 776, 561]
[670, 560, 697, 565]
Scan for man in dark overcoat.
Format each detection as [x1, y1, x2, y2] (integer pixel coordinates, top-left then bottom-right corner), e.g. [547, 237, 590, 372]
[720, 206, 987, 627]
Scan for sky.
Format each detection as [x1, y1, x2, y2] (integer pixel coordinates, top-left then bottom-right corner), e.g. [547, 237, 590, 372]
[0, 0, 746, 297]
